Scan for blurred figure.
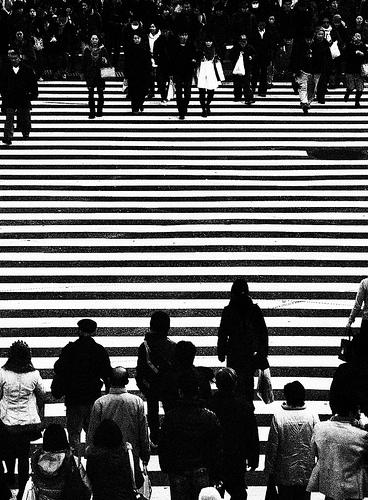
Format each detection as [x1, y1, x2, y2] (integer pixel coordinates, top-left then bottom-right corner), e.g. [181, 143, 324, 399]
[230, 34, 256, 105]
[0, 340, 45, 499]
[344, 32, 367, 106]
[210, 367, 259, 500]
[153, 27, 174, 103]
[265, 381, 319, 500]
[86, 419, 143, 500]
[217, 278, 269, 401]
[82, 33, 109, 118]
[196, 35, 222, 117]
[124, 33, 152, 113]
[170, 31, 196, 119]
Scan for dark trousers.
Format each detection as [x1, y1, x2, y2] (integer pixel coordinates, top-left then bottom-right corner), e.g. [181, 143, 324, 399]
[223, 463, 247, 500]
[105, 25, 122, 66]
[4, 107, 31, 142]
[277, 485, 310, 500]
[66, 403, 93, 456]
[360, 319, 368, 335]
[88, 86, 104, 116]
[252, 61, 268, 95]
[169, 467, 210, 500]
[146, 395, 160, 444]
[198, 89, 215, 111]
[129, 80, 148, 112]
[157, 68, 170, 100]
[316, 72, 329, 101]
[174, 76, 192, 116]
[233, 74, 253, 101]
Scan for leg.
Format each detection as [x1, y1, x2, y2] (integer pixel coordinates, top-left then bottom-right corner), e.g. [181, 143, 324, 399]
[190, 468, 210, 500]
[243, 72, 253, 103]
[355, 75, 364, 107]
[3, 108, 15, 144]
[199, 88, 207, 116]
[88, 87, 96, 118]
[307, 73, 320, 105]
[17, 107, 31, 138]
[258, 62, 268, 95]
[169, 472, 191, 500]
[81, 403, 94, 434]
[66, 404, 84, 456]
[96, 87, 104, 116]
[15, 439, 30, 500]
[297, 71, 309, 112]
[146, 395, 160, 445]
[183, 78, 192, 115]
[233, 76, 243, 101]
[223, 464, 247, 500]
[206, 90, 214, 113]
[175, 78, 185, 118]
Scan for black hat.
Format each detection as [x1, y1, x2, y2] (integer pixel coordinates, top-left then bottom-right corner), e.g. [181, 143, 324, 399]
[78, 318, 97, 334]
[43, 424, 69, 452]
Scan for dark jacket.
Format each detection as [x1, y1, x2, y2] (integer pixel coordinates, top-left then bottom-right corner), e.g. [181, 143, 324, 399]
[159, 399, 222, 479]
[32, 448, 74, 500]
[209, 391, 260, 468]
[217, 295, 269, 371]
[329, 360, 368, 416]
[53, 335, 112, 406]
[250, 28, 274, 63]
[229, 43, 256, 74]
[82, 44, 109, 88]
[124, 41, 152, 83]
[290, 38, 332, 74]
[153, 33, 174, 74]
[136, 331, 176, 398]
[0, 61, 38, 110]
[170, 40, 196, 81]
[86, 445, 143, 500]
[345, 40, 367, 74]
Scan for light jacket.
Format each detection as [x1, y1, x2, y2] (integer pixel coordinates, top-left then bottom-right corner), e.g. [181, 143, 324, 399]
[0, 368, 44, 426]
[307, 419, 368, 500]
[265, 403, 319, 486]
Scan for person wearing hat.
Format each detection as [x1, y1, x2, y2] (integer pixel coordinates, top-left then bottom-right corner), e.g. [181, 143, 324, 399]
[217, 278, 269, 402]
[53, 318, 112, 457]
[31, 424, 75, 499]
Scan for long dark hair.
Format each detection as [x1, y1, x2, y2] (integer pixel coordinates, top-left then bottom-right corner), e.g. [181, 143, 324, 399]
[3, 340, 35, 373]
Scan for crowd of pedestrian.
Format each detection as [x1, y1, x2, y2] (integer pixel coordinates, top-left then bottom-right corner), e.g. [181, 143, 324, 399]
[0, 0, 368, 142]
[0, 277, 368, 500]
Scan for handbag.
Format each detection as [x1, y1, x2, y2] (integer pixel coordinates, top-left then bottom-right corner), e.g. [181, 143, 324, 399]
[62, 455, 91, 500]
[338, 328, 353, 361]
[214, 60, 225, 82]
[33, 37, 44, 51]
[100, 67, 116, 79]
[232, 54, 245, 76]
[167, 78, 175, 101]
[21, 477, 37, 500]
[127, 442, 151, 500]
[257, 368, 274, 404]
[361, 62, 368, 77]
[51, 372, 66, 399]
[330, 40, 340, 59]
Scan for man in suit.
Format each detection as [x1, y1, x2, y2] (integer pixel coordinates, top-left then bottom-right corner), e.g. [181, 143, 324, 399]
[0, 49, 38, 145]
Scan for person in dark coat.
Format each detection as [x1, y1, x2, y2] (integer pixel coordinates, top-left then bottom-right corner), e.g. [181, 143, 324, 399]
[210, 368, 260, 500]
[136, 311, 176, 446]
[250, 20, 273, 97]
[153, 27, 174, 103]
[344, 32, 367, 106]
[217, 278, 269, 402]
[86, 419, 143, 500]
[53, 318, 112, 458]
[290, 30, 332, 113]
[159, 372, 223, 500]
[0, 49, 38, 145]
[230, 34, 256, 104]
[170, 31, 196, 120]
[124, 32, 152, 113]
[82, 33, 109, 118]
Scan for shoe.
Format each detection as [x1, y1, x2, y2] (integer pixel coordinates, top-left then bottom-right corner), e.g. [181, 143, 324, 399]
[317, 98, 325, 104]
[234, 98, 242, 102]
[301, 104, 309, 114]
[61, 73, 67, 80]
[344, 92, 350, 102]
[96, 111, 103, 117]
[355, 101, 361, 107]
[244, 101, 252, 106]
[139, 106, 144, 112]
[160, 100, 168, 105]
[146, 93, 154, 99]
[206, 105, 211, 114]
[201, 110, 208, 117]
[250, 98, 256, 103]
[22, 134, 29, 139]
[258, 92, 266, 97]
[2, 138, 11, 145]
[88, 114, 95, 119]
[179, 114, 185, 120]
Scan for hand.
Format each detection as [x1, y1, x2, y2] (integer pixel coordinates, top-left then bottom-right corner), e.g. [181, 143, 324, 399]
[102, 57, 107, 64]
[218, 355, 225, 363]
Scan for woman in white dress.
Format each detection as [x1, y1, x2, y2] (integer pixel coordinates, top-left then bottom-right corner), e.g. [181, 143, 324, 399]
[196, 36, 223, 117]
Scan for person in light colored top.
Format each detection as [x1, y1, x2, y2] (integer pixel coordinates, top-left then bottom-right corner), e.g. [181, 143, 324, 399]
[265, 381, 319, 500]
[0, 340, 45, 500]
[346, 277, 368, 335]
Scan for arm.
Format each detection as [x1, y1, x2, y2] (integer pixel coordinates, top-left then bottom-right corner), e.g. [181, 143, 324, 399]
[347, 280, 366, 326]
[217, 308, 230, 362]
[34, 371, 46, 417]
[264, 416, 279, 475]
[138, 399, 150, 464]
[245, 410, 260, 469]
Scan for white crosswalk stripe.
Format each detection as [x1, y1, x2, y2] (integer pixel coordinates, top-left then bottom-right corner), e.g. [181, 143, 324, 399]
[0, 80, 366, 498]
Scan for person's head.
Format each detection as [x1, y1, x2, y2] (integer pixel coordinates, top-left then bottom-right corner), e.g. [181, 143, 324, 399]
[110, 366, 129, 387]
[77, 318, 97, 336]
[332, 13, 342, 25]
[215, 367, 238, 393]
[175, 340, 196, 368]
[231, 278, 249, 300]
[330, 0, 339, 10]
[150, 310, 170, 336]
[183, 1, 191, 11]
[322, 17, 330, 27]
[305, 31, 314, 44]
[315, 28, 325, 42]
[239, 1, 248, 12]
[133, 33, 142, 44]
[204, 35, 213, 48]
[93, 419, 123, 449]
[8, 49, 21, 67]
[43, 424, 69, 452]
[4, 340, 34, 373]
[149, 22, 158, 34]
[15, 30, 24, 41]
[239, 34, 248, 47]
[282, 0, 292, 11]
[90, 34, 100, 46]
[178, 31, 189, 44]
[258, 20, 266, 30]
[284, 381, 305, 407]
[268, 15, 275, 24]
[177, 372, 200, 400]
[251, 0, 259, 9]
[81, 1, 89, 11]
[353, 32, 362, 44]
[356, 15, 363, 25]
[29, 7, 36, 17]
[162, 27, 171, 38]
[131, 19, 140, 30]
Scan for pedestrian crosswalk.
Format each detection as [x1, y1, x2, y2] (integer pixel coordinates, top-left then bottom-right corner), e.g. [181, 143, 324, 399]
[0, 80, 367, 499]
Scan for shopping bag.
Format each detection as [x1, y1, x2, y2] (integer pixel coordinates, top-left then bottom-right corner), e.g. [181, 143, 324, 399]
[167, 78, 175, 100]
[199, 486, 222, 499]
[330, 40, 340, 59]
[215, 60, 225, 82]
[338, 328, 353, 361]
[33, 37, 44, 51]
[257, 368, 274, 404]
[100, 66, 116, 78]
[361, 62, 368, 77]
[232, 54, 245, 76]
[138, 465, 152, 499]
[21, 477, 37, 500]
